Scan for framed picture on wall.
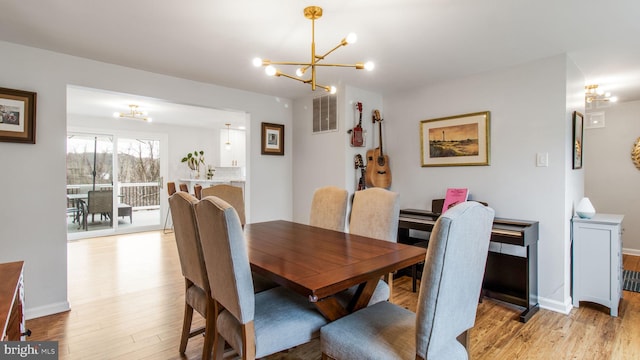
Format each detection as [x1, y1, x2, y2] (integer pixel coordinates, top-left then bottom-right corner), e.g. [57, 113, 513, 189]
[573, 111, 584, 169]
[0, 87, 37, 144]
[420, 111, 490, 166]
[261, 122, 284, 155]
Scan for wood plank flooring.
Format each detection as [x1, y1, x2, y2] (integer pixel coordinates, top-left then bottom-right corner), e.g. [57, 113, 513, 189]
[25, 231, 640, 359]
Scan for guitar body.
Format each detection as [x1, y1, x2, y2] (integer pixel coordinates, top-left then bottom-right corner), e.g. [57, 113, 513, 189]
[365, 147, 392, 188]
[365, 110, 392, 188]
[350, 102, 365, 147]
[351, 126, 364, 147]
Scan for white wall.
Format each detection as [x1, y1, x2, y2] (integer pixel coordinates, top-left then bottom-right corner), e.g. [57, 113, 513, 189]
[291, 86, 383, 226]
[584, 100, 640, 253]
[292, 55, 581, 313]
[0, 41, 293, 318]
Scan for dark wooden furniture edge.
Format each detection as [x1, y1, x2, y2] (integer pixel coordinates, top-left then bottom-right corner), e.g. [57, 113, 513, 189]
[399, 208, 540, 323]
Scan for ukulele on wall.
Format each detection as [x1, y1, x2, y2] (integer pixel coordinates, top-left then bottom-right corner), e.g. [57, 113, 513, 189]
[354, 154, 366, 191]
[348, 102, 365, 147]
[365, 109, 392, 189]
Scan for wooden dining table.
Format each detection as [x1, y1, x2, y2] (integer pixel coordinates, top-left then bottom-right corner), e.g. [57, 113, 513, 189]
[244, 220, 427, 321]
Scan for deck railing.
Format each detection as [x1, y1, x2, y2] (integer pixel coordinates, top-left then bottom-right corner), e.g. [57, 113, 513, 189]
[67, 182, 160, 209]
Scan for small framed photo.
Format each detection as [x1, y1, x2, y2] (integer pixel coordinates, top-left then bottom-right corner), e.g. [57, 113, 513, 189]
[261, 122, 284, 155]
[420, 111, 490, 166]
[0, 87, 37, 144]
[573, 111, 584, 169]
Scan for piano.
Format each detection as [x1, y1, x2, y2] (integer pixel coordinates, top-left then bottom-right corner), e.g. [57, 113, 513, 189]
[398, 208, 539, 323]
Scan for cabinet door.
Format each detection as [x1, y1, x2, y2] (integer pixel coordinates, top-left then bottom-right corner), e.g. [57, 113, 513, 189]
[574, 224, 613, 304]
[220, 129, 246, 167]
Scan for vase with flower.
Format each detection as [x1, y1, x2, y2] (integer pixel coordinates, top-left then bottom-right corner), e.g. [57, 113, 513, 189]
[182, 150, 205, 179]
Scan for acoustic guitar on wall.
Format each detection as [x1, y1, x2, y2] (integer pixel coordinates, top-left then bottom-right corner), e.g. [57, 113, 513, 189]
[365, 109, 392, 188]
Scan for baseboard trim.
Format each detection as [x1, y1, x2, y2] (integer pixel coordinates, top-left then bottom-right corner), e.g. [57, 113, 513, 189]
[539, 296, 573, 315]
[25, 301, 70, 320]
[623, 248, 640, 256]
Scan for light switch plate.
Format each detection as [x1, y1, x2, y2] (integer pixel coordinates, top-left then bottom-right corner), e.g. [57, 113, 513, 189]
[536, 152, 549, 167]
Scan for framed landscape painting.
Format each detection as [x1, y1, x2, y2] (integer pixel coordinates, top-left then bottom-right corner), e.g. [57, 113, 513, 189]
[420, 111, 490, 167]
[261, 122, 284, 155]
[0, 87, 37, 144]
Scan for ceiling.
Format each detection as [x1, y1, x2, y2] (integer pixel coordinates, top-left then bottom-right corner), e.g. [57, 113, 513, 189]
[2, 0, 640, 121]
[66, 86, 247, 129]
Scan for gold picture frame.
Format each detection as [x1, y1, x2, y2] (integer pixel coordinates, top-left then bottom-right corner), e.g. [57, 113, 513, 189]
[420, 111, 490, 166]
[261, 122, 284, 155]
[573, 111, 584, 169]
[0, 87, 37, 144]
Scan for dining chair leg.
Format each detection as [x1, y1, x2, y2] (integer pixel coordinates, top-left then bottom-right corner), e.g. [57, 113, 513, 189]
[179, 302, 194, 354]
[241, 322, 256, 360]
[163, 210, 173, 234]
[384, 273, 394, 298]
[201, 298, 216, 360]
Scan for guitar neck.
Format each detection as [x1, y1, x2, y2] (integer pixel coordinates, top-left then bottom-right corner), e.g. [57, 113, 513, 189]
[378, 120, 384, 156]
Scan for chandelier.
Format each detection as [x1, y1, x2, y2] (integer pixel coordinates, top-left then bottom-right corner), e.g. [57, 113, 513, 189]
[252, 6, 374, 94]
[113, 104, 152, 122]
[585, 84, 617, 104]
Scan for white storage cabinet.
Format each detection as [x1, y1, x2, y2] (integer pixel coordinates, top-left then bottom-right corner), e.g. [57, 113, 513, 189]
[572, 214, 624, 316]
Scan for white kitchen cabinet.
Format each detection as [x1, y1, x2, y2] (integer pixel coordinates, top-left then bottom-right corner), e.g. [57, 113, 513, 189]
[572, 214, 624, 316]
[220, 129, 246, 167]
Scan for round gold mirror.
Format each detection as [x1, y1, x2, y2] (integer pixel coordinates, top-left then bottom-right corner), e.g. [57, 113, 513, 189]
[632, 137, 640, 170]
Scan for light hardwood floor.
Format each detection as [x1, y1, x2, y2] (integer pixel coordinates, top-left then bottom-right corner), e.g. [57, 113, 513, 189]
[26, 231, 640, 359]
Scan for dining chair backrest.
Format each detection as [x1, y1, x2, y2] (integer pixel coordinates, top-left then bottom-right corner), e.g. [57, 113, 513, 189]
[309, 186, 348, 232]
[87, 190, 112, 215]
[168, 191, 215, 359]
[415, 201, 494, 359]
[194, 184, 202, 200]
[201, 184, 246, 226]
[179, 183, 189, 193]
[349, 187, 400, 242]
[195, 196, 254, 323]
[169, 191, 209, 293]
[167, 181, 176, 196]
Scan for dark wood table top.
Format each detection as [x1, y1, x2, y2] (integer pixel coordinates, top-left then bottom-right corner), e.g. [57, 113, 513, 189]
[244, 220, 426, 319]
[1, 261, 23, 340]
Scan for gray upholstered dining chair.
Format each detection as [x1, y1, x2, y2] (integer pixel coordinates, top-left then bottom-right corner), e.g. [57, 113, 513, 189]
[201, 184, 246, 226]
[320, 201, 495, 360]
[348, 187, 400, 295]
[310, 186, 390, 307]
[169, 191, 216, 360]
[309, 186, 348, 232]
[194, 196, 328, 360]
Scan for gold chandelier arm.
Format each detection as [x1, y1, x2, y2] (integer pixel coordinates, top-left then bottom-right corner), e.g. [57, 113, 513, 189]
[274, 70, 308, 83]
[265, 60, 314, 66]
[312, 63, 366, 68]
[275, 69, 334, 92]
[315, 40, 348, 62]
